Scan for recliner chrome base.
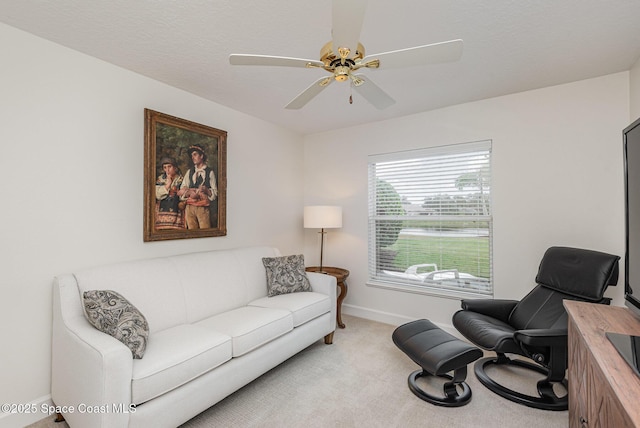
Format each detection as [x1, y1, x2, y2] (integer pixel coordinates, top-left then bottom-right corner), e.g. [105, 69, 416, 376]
[474, 355, 568, 411]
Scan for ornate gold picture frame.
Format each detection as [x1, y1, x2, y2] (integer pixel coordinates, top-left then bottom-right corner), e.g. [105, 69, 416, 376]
[144, 109, 227, 241]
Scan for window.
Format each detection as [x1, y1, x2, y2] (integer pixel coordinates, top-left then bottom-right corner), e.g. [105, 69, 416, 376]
[367, 140, 492, 297]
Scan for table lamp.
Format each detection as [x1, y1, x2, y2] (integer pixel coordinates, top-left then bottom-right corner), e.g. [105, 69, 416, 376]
[304, 205, 343, 273]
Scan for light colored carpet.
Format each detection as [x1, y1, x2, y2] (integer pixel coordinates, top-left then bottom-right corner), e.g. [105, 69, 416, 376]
[29, 315, 568, 428]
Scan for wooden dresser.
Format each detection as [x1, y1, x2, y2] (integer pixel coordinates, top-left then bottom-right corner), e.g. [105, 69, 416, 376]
[565, 300, 640, 427]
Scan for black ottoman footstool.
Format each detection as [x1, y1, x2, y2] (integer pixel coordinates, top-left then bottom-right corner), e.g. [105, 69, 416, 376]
[392, 319, 483, 407]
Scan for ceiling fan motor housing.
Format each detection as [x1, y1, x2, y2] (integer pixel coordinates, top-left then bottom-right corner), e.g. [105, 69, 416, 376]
[334, 65, 351, 81]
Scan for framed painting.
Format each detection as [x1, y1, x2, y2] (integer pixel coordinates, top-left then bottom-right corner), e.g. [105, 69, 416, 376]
[144, 109, 227, 241]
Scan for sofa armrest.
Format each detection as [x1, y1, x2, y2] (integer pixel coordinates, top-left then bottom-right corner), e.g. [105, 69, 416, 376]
[307, 271, 337, 296]
[52, 274, 133, 427]
[307, 272, 337, 331]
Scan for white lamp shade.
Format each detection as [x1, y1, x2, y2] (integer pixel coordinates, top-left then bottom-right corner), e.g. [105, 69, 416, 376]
[304, 205, 343, 229]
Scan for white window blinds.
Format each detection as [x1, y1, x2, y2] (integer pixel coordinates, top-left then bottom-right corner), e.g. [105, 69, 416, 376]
[368, 140, 493, 297]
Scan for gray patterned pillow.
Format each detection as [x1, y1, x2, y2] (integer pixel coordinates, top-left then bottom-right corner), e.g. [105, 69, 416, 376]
[83, 290, 149, 359]
[262, 254, 312, 297]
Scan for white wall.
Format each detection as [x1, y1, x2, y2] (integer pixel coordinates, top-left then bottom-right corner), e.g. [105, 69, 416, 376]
[2, 18, 635, 426]
[0, 23, 304, 426]
[304, 72, 629, 327]
[631, 56, 640, 120]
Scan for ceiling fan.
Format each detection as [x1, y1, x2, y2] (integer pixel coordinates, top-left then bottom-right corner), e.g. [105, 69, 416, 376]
[229, 0, 463, 110]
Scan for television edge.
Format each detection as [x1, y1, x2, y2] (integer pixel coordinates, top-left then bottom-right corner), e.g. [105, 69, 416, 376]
[623, 116, 640, 319]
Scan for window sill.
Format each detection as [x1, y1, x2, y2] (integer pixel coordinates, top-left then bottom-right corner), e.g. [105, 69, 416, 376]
[366, 279, 493, 300]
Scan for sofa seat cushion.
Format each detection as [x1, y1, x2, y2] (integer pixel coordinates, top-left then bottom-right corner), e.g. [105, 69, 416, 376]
[248, 292, 331, 327]
[131, 324, 232, 404]
[195, 306, 293, 357]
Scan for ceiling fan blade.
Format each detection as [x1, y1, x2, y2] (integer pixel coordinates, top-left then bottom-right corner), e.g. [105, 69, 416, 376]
[285, 76, 334, 109]
[351, 74, 395, 109]
[331, 0, 367, 57]
[362, 39, 463, 69]
[229, 54, 324, 68]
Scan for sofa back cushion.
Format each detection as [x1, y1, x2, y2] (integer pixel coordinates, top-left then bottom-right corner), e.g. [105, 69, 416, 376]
[232, 246, 281, 302]
[178, 246, 280, 323]
[74, 247, 280, 332]
[75, 258, 188, 334]
[174, 250, 243, 324]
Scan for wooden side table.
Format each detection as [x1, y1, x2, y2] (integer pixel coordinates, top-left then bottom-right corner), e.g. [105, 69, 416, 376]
[306, 266, 349, 329]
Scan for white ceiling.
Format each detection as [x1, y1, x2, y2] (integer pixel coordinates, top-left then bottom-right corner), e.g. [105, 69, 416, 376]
[2, 0, 640, 135]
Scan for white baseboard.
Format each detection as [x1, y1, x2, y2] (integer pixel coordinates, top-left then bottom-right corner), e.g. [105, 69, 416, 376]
[341, 303, 463, 338]
[0, 395, 53, 428]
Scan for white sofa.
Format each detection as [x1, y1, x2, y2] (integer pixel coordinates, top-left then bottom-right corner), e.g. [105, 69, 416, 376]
[51, 246, 336, 428]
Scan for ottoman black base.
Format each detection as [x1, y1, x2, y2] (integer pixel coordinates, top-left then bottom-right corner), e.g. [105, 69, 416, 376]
[393, 319, 483, 407]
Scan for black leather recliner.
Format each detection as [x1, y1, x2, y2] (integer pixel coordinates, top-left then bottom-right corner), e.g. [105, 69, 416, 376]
[452, 246, 620, 410]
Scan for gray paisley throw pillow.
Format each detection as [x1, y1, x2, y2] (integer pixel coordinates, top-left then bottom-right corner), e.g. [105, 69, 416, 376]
[83, 290, 149, 359]
[263, 254, 311, 297]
